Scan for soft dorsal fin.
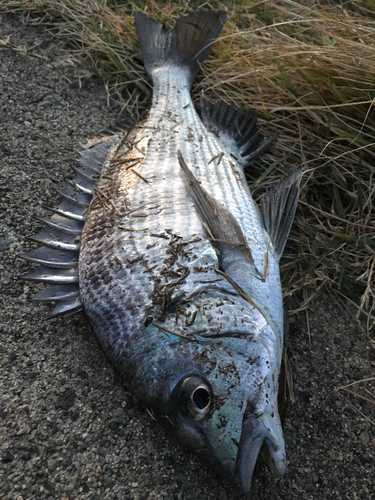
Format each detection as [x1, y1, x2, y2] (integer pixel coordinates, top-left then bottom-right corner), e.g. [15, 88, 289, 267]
[262, 166, 303, 258]
[200, 94, 276, 166]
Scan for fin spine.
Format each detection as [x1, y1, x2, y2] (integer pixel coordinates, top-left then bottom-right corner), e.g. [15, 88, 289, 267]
[21, 265, 79, 284]
[35, 215, 84, 236]
[55, 189, 91, 207]
[32, 284, 80, 302]
[21, 134, 126, 318]
[21, 247, 79, 269]
[67, 178, 94, 196]
[45, 298, 82, 320]
[44, 204, 87, 222]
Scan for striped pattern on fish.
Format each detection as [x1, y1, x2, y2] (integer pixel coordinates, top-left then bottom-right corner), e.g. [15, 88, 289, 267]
[21, 10, 303, 495]
[80, 71, 267, 331]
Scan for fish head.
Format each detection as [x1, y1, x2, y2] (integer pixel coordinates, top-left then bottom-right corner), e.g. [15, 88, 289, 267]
[152, 327, 286, 495]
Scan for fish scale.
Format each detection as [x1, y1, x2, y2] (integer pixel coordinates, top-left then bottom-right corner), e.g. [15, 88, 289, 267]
[151, 70, 266, 256]
[21, 10, 303, 495]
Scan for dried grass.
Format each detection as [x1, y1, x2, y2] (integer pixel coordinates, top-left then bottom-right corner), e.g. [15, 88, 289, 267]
[2, 0, 375, 331]
[337, 377, 375, 406]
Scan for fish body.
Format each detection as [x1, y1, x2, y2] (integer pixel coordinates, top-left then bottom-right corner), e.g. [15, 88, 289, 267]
[22, 11, 302, 494]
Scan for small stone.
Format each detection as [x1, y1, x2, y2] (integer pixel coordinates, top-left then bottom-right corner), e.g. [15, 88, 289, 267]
[24, 121, 32, 127]
[359, 430, 370, 445]
[50, 422, 58, 434]
[16, 427, 29, 436]
[56, 388, 76, 411]
[131, 482, 138, 488]
[112, 407, 124, 418]
[0, 233, 12, 251]
[47, 459, 56, 469]
[2, 451, 14, 464]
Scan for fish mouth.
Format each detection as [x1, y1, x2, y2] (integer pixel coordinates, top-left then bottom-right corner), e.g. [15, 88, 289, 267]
[235, 416, 286, 495]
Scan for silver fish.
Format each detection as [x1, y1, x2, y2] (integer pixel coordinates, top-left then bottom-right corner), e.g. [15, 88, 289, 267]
[21, 10, 302, 494]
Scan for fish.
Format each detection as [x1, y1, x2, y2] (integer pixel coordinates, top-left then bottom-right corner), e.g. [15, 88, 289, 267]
[21, 10, 302, 495]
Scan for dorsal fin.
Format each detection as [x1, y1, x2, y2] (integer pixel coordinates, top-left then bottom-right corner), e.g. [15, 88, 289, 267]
[20, 132, 124, 319]
[262, 166, 303, 258]
[200, 94, 276, 166]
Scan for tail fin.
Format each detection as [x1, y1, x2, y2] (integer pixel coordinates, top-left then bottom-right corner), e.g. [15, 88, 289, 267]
[134, 10, 227, 87]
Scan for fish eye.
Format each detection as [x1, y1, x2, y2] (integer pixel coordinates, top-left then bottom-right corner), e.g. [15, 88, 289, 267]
[178, 376, 212, 420]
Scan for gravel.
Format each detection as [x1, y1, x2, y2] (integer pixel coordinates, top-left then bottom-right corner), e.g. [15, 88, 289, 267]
[1, 14, 374, 500]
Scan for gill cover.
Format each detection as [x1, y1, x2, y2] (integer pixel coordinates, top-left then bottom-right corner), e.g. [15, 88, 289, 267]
[162, 330, 287, 495]
[170, 370, 286, 495]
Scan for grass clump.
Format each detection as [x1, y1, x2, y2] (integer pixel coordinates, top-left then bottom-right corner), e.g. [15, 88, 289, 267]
[1, 0, 375, 331]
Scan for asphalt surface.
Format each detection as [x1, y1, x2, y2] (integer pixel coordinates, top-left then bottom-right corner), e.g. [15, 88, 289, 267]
[1, 14, 374, 500]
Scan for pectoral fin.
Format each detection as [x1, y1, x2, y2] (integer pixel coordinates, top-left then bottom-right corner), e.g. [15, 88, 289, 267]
[262, 167, 303, 258]
[177, 150, 253, 263]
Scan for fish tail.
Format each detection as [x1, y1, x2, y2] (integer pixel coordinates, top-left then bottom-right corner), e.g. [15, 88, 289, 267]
[134, 10, 227, 87]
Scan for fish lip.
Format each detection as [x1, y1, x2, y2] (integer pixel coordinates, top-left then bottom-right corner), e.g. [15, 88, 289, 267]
[235, 416, 266, 495]
[235, 414, 287, 495]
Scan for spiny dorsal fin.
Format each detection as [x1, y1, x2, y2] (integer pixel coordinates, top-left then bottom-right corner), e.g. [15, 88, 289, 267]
[200, 94, 276, 166]
[135, 11, 227, 88]
[20, 133, 124, 319]
[97, 116, 137, 137]
[177, 150, 253, 263]
[262, 166, 303, 258]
